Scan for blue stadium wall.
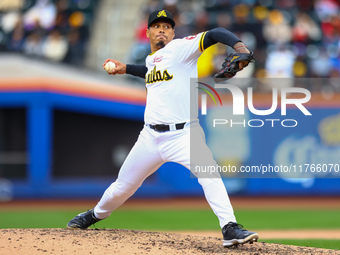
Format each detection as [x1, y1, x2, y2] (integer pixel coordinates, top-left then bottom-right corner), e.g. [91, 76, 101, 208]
[0, 80, 340, 199]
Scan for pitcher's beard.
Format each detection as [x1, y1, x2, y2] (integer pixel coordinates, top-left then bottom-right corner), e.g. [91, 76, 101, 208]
[156, 41, 166, 49]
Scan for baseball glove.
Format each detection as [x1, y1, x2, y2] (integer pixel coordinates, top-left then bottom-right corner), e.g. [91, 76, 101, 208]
[214, 52, 255, 83]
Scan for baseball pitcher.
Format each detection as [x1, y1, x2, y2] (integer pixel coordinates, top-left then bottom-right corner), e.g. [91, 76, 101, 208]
[67, 9, 258, 247]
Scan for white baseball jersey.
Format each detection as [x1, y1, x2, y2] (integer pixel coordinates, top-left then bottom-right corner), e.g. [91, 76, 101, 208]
[144, 32, 207, 125]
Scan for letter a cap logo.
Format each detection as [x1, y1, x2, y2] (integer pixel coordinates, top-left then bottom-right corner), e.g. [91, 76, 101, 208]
[157, 10, 167, 17]
[148, 9, 175, 28]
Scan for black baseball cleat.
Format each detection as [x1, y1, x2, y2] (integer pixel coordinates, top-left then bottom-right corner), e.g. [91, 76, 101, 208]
[222, 222, 259, 247]
[67, 209, 101, 229]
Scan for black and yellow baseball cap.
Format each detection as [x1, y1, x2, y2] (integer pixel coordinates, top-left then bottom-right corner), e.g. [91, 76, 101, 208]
[148, 10, 175, 28]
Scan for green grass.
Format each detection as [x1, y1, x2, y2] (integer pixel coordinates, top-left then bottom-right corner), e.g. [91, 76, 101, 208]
[263, 239, 340, 250]
[0, 209, 339, 230]
[235, 209, 340, 230]
[0, 209, 339, 250]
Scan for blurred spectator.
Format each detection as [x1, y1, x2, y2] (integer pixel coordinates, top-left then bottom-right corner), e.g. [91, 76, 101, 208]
[63, 28, 85, 65]
[1, 12, 21, 33]
[23, 0, 56, 31]
[192, 10, 211, 34]
[321, 14, 340, 43]
[0, 0, 94, 66]
[216, 12, 232, 29]
[263, 10, 292, 45]
[250, 6, 267, 47]
[265, 46, 296, 78]
[23, 30, 44, 57]
[315, 0, 339, 21]
[55, 0, 72, 29]
[293, 56, 308, 77]
[292, 12, 322, 43]
[128, 15, 151, 66]
[6, 17, 25, 52]
[69, 11, 86, 28]
[42, 29, 68, 62]
[310, 48, 333, 77]
[175, 11, 195, 38]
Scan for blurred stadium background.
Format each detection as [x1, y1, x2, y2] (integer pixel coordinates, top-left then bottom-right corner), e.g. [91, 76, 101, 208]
[0, 0, 340, 201]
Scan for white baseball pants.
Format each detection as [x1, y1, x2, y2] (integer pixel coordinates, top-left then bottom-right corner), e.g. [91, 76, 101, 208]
[94, 121, 236, 228]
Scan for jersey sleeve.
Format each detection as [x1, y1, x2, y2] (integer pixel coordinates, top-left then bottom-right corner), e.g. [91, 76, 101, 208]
[174, 32, 207, 65]
[126, 64, 148, 78]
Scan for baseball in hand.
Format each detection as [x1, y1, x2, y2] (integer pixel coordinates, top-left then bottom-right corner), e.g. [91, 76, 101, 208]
[104, 61, 116, 74]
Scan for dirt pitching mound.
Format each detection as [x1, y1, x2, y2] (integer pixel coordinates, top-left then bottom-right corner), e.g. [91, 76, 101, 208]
[0, 228, 338, 255]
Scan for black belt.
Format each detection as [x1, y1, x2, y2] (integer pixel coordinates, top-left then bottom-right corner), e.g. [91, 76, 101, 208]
[149, 122, 186, 132]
